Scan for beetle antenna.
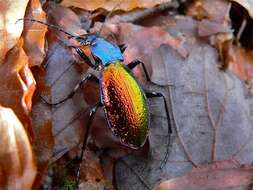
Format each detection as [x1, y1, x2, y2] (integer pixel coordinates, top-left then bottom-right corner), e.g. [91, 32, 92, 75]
[16, 18, 77, 38]
[97, 0, 123, 36]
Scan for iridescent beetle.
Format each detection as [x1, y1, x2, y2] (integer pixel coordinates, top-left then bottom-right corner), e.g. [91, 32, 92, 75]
[19, 18, 172, 185]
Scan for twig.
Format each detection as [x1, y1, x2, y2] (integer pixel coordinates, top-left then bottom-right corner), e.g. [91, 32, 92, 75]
[225, 2, 232, 25]
[109, 1, 179, 24]
[236, 18, 247, 43]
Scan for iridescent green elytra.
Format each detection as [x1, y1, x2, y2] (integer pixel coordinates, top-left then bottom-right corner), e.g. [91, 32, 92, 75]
[100, 62, 149, 148]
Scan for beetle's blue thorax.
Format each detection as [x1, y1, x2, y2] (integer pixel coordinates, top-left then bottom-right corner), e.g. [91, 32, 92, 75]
[86, 34, 124, 66]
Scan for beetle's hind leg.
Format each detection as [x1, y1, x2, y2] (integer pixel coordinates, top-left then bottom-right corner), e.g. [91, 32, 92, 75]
[145, 91, 172, 169]
[75, 102, 102, 187]
[40, 74, 99, 106]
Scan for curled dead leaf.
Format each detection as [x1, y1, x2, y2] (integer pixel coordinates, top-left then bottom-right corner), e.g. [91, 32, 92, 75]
[0, 39, 36, 138]
[0, 106, 36, 190]
[0, 0, 29, 65]
[45, 2, 87, 38]
[186, 0, 230, 24]
[22, 0, 47, 67]
[220, 41, 253, 82]
[78, 150, 108, 190]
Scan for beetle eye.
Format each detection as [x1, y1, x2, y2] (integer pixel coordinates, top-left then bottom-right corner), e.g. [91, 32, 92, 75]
[80, 40, 91, 46]
[75, 36, 91, 46]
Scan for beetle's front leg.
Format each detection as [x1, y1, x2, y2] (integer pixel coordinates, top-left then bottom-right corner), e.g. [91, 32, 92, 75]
[119, 43, 127, 53]
[75, 47, 97, 69]
[145, 91, 172, 169]
[127, 59, 151, 82]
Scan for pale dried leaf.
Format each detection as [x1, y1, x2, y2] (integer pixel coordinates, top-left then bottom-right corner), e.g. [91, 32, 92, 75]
[0, 106, 36, 190]
[0, 39, 36, 137]
[153, 160, 253, 190]
[0, 0, 29, 64]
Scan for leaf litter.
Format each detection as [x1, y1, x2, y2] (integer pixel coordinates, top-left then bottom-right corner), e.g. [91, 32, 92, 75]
[1, 0, 253, 190]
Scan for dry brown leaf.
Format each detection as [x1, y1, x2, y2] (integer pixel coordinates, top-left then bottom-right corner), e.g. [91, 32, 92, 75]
[0, 39, 36, 138]
[0, 106, 36, 190]
[41, 27, 88, 161]
[187, 0, 233, 69]
[153, 160, 253, 190]
[22, 0, 47, 67]
[220, 41, 253, 93]
[198, 19, 232, 37]
[32, 121, 53, 190]
[221, 41, 253, 81]
[232, 0, 253, 19]
[31, 68, 54, 190]
[39, 3, 94, 163]
[0, 0, 29, 65]
[45, 2, 87, 38]
[61, 0, 171, 11]
[187, 0, 230, 23]
[119, 23, 188, 61]
[78, 150, 109, 190]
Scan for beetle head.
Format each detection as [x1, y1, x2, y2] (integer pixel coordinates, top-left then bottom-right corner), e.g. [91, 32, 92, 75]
[75, 34, 97, 46]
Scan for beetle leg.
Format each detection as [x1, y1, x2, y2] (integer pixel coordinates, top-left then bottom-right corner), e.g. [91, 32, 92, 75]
[119, 44, 127, 53]
[76, 102, 102, 186]
[127, 59, 151, 82]
[75, 47, 97, 69]
[145, 91, 172, 169]
[40, 74, 99, 106]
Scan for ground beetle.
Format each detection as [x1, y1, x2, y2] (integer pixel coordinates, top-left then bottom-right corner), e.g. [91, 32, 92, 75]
[19, 18, 172, 186]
